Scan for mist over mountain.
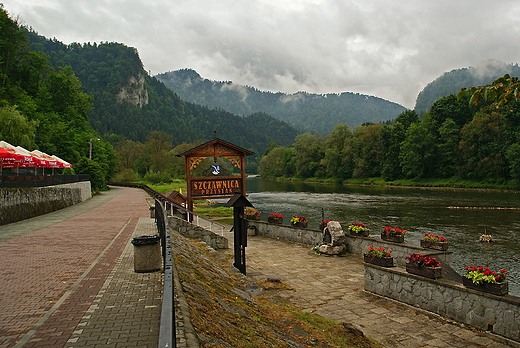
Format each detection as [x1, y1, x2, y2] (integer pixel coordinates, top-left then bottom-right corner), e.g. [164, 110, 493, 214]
[24, 30, 300, 172]
[414, 60, 520, 115]
[156, 69, 407, 135]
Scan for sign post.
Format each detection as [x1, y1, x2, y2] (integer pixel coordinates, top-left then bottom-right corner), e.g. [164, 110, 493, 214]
[176, 136, 254, 217]
[177, 136, 255, 274]
[225, 193, 253, 275]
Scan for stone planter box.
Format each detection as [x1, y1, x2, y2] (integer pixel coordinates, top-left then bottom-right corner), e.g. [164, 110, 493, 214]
[291, 221, 308, 228]
[247, 215, 260, 220]
[364, 254, 394, 267]
[268, 217, 283, 224]
[406, 263, 442, 279]
[381, 232, 404, 243]
[462, 277, 508, 296]
[420, 239, 448, 251]
[350, 229, 370, 237]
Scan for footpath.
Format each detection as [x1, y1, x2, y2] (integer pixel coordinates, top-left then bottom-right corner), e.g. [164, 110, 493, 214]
[0, 186, 162, 348]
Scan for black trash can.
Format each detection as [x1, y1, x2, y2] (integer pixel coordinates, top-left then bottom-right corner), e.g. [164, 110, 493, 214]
[131, 235, 161, 272]
[149, 206, 155, 218]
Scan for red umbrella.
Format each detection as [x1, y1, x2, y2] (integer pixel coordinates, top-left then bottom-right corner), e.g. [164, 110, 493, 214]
[13, 146, 46, 168]
[0, 147, 23, 168]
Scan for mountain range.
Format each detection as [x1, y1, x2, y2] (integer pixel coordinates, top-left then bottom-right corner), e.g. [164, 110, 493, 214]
[414, 60, 520, 115]
[156, 69, 407, 135]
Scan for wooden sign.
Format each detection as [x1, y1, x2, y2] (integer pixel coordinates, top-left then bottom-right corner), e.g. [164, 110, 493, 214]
[191, 176, 242, 198]
[176, 136, 254, 214]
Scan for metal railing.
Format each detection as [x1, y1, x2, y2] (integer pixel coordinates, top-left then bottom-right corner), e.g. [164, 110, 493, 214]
[155, 199, 175, 348]
[0, 174, 90, 188]
[109, 182, 226, 235]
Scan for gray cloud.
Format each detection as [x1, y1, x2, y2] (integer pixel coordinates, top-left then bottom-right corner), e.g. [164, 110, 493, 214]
[5, 0, 520, 108]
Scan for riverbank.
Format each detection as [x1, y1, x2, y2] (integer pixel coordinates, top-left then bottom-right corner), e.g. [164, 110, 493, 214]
[259, 176, 520, 193]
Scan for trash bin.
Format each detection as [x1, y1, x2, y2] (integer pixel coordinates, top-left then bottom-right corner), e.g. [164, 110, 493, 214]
[131, 235, 161, 272]
[149, 206, 155, 218]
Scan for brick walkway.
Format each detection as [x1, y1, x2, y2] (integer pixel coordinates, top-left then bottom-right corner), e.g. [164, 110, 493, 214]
[63, 218, 163, 348]
[0, 186, 159, 348]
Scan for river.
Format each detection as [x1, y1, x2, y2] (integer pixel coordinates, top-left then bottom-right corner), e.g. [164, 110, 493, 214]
[244, 176, 520, 296]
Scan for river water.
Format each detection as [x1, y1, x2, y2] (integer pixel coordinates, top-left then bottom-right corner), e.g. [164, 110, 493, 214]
[244, 177, 520, 296]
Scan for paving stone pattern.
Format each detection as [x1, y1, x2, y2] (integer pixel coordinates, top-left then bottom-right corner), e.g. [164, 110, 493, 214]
[237, 233, 517, 348]
[0, 187, 156, 348]
[64, 217, 163, 348]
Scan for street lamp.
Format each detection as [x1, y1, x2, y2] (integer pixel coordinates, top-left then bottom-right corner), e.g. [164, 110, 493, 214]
[89, 138, 100, 159]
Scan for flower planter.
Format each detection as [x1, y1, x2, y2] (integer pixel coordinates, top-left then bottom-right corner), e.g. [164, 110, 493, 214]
[406, 263, 442, 279]
[291, 221, 308, 228]
[420, 239, 448, 251]
[268, 217, 283, 224]
[319, 223, 327, 232]
[381, 232, 404, 243]
[350, 229, 370, 237]
[364, 254, 394, 267]
[247, 215, 260, 221]
[462, 277, 508, 296]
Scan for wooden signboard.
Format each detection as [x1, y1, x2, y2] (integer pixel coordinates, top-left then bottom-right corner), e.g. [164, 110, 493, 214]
[176, 136, 254, 214]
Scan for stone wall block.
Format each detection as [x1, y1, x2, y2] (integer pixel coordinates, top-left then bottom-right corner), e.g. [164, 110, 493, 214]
[1, 182, 91, 225]
[168, 216, 228, 250]
[364, 263, 520, 343]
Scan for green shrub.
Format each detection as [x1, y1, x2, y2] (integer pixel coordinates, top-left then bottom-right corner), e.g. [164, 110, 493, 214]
[75, 158, 106, 190]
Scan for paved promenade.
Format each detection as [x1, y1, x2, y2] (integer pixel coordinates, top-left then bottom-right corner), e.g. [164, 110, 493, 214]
[0, 186, 162, 348]
[221, 231, 519, 348]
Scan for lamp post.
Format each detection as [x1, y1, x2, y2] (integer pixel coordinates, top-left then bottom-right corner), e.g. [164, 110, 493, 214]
[89, 138, 100, 159]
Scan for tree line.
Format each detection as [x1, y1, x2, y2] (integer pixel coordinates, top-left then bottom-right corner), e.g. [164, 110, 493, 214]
[0, 5, 116, 189]
[259, 93, 520, 186]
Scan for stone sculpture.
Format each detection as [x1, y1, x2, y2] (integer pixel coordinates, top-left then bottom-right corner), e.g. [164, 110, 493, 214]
[318, 220, 346, 255]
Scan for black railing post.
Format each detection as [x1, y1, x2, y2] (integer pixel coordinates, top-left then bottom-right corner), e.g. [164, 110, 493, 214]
[155, 200, 176, 348]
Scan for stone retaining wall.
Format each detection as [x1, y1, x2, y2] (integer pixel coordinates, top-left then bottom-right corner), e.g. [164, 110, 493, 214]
[364, 263, 520, 342]
[0, 181, 91, 225]
[168, 215, 228, 250]
[247, 220, 452, 266]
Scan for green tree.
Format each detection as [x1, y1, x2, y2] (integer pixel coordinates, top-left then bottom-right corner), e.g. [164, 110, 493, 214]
[400, 122, 436, 178]
[145, 131, 172, 173]
[346, 124, 384, 178]
[458, 74, 520, 107]
[381, 122, 405, 180]
[75, 157, 106, 190]
[436, 118, 459, 177]
[292, 133, 324, 178]
[505, 143, 520, 183]
[394, 110, 419, 129]
[321, 123, 352, 180]
[258, 146, 285, 178]
[0, 105, 37, 148]
[459, 109, 508, 181]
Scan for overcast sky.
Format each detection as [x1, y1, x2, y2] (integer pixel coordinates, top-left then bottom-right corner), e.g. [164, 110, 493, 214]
[4, 0, 520, 109]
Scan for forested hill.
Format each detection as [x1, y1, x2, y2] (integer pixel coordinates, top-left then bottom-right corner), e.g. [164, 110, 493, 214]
[156, 69, 407, 135]
[24, 31, 300, 163]
[414, 60, 520, 115]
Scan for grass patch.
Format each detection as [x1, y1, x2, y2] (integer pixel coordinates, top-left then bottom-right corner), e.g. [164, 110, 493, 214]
[146, 179, 186, 193]
[174, 236, 380, 348]
[193, 205, 233, 218]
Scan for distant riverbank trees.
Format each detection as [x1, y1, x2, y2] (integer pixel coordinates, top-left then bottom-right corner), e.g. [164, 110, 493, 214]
[259, 94, 520, 187]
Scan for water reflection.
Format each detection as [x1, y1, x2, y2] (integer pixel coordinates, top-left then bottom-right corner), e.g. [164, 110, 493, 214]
[246, 177, 520, 296]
